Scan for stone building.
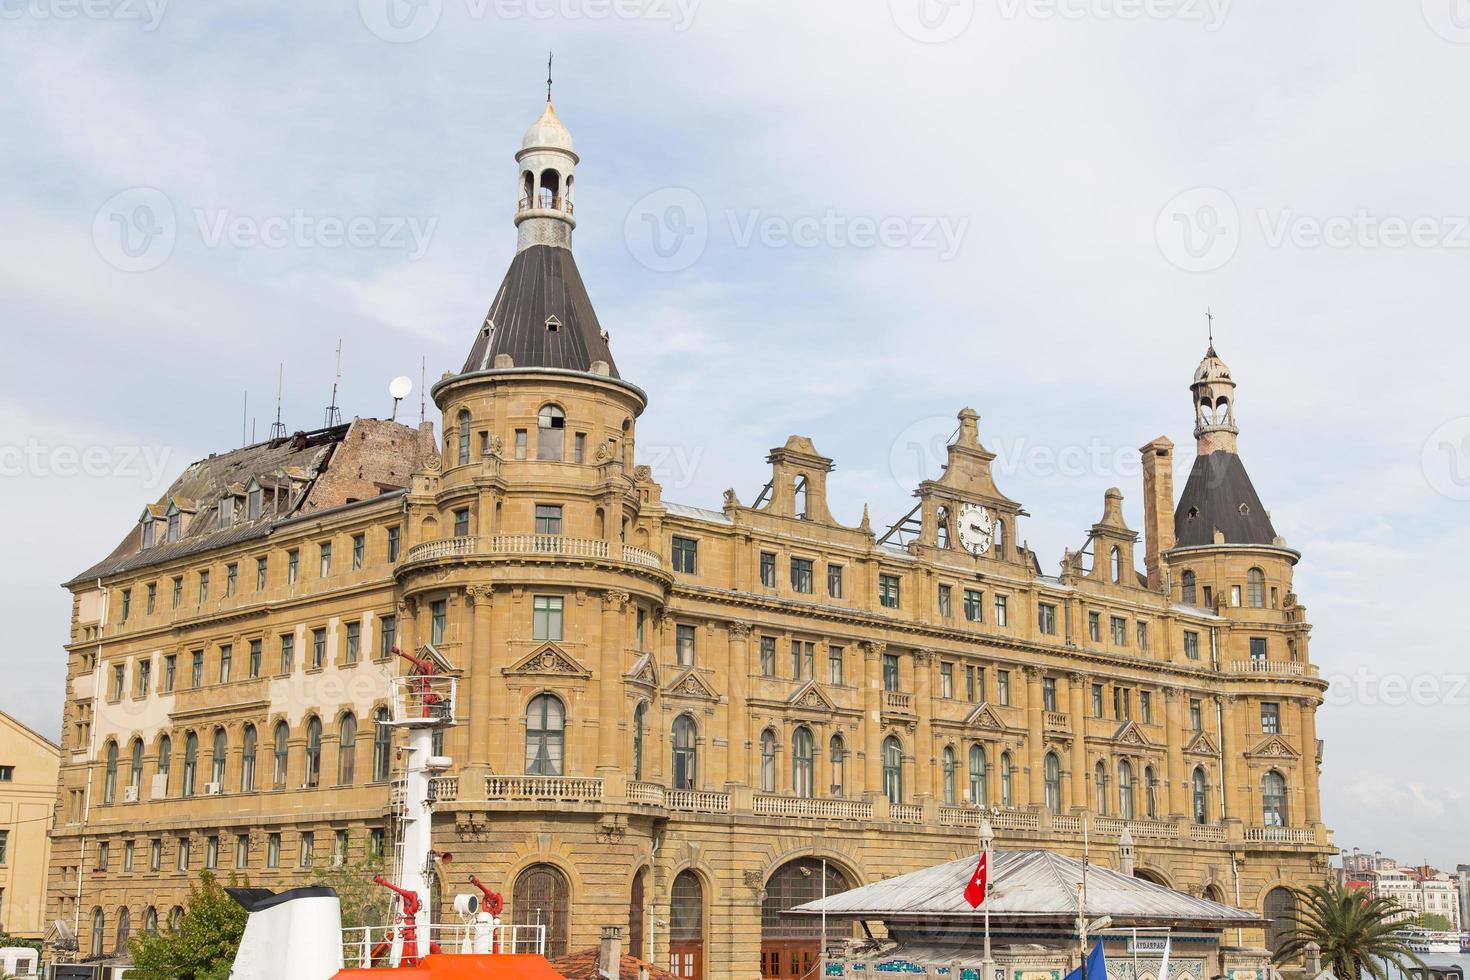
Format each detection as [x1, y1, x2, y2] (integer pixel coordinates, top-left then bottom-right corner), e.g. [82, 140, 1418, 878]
[46, 98, 1334, 978]
[1344, 851, 1463, 930]
[1, 709, 60, 941]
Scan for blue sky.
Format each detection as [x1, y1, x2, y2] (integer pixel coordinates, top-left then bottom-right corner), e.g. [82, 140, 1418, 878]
[2, 0, 1467, 867]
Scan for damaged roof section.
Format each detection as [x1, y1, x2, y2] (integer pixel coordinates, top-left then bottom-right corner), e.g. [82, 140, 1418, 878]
[67, 417, 435, 587]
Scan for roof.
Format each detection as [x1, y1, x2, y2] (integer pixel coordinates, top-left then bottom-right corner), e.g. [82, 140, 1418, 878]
[0, 708, 61, 752]
[663, 501, 732, 525]
[790, 849, 1261, 927]
[522, 101, 574, 153]
[1173, 451, 1278, 548]
[334, 954, 568, 980]
[460, 245, 619, 378]
[550, 948, 679, 980]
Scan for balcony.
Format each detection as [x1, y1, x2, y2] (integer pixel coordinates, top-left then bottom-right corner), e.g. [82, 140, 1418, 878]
[753, 795, 874, 822]
[627, 780, 667, 807]
[1229, 659, 1317, 678]
[666, 789, 730, 813]
[883, 691, 914, 712]
[1187, 822, 1228, 842]
[888, 803, 924, 823]
[1243, 825, 1316, 844]
[1094, 816, 1180, 840]
[484, 775, 604, 803]
[1044, 711, 1069, 730]
[403, 535, 663, 572]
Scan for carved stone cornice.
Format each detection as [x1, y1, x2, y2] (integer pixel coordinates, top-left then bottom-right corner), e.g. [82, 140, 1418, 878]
[728, 622, 752, 638]
[860, 639, 887, 659]
[602, 589, 631, 610]
[463, 584, 493, 606]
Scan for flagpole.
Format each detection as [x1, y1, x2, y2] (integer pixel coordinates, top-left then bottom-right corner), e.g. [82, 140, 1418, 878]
[1080, 812, 1090, 980]
[979, 815, 994, 980]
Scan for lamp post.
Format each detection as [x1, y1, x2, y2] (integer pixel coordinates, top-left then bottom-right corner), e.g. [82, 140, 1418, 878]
[979, 814, 995, 980]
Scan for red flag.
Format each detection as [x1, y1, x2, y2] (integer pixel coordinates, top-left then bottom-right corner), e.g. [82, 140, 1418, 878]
[964, 850, 988, 908]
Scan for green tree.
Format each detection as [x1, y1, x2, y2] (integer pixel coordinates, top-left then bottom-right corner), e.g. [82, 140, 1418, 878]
[1415, 912, 1453, 931]
[1273, 881, 1425, 980]
[127, 871, 248, 980]
[312, 852, 393, 931]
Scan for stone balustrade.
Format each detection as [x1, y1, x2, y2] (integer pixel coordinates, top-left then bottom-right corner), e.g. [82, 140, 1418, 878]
[403, 535, 663, 570]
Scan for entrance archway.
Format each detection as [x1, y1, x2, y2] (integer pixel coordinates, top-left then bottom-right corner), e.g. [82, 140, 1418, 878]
[1263, 887, 1297, 957]
[513, 863, 570, 957]
[760, 858, 852, 979]
[628, 867, 647, 961]
[669, 870, 704, 979]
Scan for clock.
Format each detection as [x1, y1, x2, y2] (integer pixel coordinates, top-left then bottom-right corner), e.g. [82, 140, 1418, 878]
[956, 503, 994, 556]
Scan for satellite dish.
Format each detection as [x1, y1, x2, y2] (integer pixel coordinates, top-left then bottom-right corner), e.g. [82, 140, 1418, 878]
[389, 376, 413, 399]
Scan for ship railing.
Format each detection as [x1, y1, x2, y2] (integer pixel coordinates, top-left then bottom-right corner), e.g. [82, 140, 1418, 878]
[341, 922, 547, 967]
[389, 676, 457, 727]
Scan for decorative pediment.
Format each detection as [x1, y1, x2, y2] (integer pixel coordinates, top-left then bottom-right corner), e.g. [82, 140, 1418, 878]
[665, 668, 719, 702]
[964, 701, 1007, 730]
[1184, 731, 1220, 756]
[625, 653, 658, 689]
[1112, 720, 1153, 747]
[787, 681, 836, 712]
[505, 643, 591, 679]
[1245, 735, 1301, 760]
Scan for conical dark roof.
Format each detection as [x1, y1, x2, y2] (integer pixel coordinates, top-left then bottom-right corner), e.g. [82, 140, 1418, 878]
[1174, 451, 1278, 547]
[460, 244, 619, 377]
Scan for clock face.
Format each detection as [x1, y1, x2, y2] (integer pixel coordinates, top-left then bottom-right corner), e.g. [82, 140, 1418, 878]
[957, 503, 994, 556]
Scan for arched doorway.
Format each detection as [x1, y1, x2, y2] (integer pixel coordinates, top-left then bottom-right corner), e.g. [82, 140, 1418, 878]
[760, 858, 851, 979]
[628, 867, 648, 961]
[513, 863, 571, 957]
[669, 870, 704, 979]
[1263, 887, 1297, 956]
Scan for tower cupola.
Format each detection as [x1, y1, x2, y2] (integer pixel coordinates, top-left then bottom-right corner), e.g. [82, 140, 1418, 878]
[1191, 345, 1238, 455]
[515, 100, 578, 252]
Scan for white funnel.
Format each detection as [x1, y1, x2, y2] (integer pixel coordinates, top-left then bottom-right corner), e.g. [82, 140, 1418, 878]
[228, 886, 345, 980]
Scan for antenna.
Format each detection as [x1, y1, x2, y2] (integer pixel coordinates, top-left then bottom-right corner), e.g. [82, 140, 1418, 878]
[270, 364, 287, 439]
[1205, 308, 1215, 351]
[324, 339, 343, 428]
[419, 355, 426, 425]
[389, 376, 413, 422]
[241, 391, 248, 448]
[547, 50, 553, 103]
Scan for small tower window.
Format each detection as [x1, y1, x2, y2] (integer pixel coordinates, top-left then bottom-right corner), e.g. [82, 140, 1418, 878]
[544, 315, 561, 333]
[537, 405, 566, 462]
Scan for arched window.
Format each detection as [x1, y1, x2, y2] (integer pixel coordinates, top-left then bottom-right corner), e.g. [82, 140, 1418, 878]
[829, 734, 846, 796]
[761, 860, 852, 960]
[144, 906, 158, 935]
[628, 868, 647, 958]
[456, 410, 471, 466]
[994, 519, 1006, 557]
[1094, 760, 1108, 815]
[1262, 770, 1287, 827]
[273, 722, 290, 790]
[1118, 760, 1135, 820]
[1264, 887, 1297, 955]
[240, 725, 257, 792]
[1192, 766, 1210, 824]
[968, 745, 988, 807]
[182, 732, 198, 797]
[669, 870, 704, 978]
[372, 708, 392, 782]
[632, 702, 647, 782]
[304, 717, 323, 788]
[1110, 546, 1122, 583]
[524, 694, 565, 775]
[672, 714, 698, 791]
[537, 404, 566, 462]
[115, 906, 131, 953]
[1181, 570, 1197, 605]
[1248, 567, 1266, 608]
[103, 741, 119, 804]
[882, 736, 904, 804]
[941, 746, 957, 805]
[999, 752, 1013, 806]
[537, 169, 560, 210]
[211, 728, 227, 787]
[792, 726, 815, 798]
[156, 735, 172, 796]
[1144, 765, 1158, 819]
[128, 738, 144, 796]
[759, 729, 778, 792]
[90, 907, 105, 957]
[794, 476, 810, 521]
[170, 906, 184, 931]
[1044, 753, 1062, 814]
[513, 863, 570, 957]
[338, 713, 358, 785]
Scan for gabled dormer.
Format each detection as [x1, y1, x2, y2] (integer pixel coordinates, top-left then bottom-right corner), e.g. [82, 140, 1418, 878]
[757, 436, 836, 523]
[137, 504, 166, 551]
[1082, 488, 1141, 587]
[908, 408, 1025, 564]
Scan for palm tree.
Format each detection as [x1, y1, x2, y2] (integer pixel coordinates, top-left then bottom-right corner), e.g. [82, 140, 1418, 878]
[1273, 881, 1425, 980]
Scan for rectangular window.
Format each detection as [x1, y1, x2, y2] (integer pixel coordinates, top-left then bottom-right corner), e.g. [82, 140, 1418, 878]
[940, 661, 954, 699]
[368, 828, 386, 859]
[136, 659, 151, 697]
[453, 509, 470, 537]
[1136, 621, 1149, 650]
[1114, 686, 1132, 720]
[760, 636, 777, 677]
[319, 542, 332, 577]
[1202, 584, 1214, 608]
[431, 600, 447, 645]
[965, 665, 976, 702]
[1190, 697, 1203, 731]
[121, 589, 131, 623]
[334, 829, 349, 867]
[1183, 630, 1200, 660]
[163, 654, 176, 692]
[98, 840, 110, 871]
[249, 640, 262, 679]
[1231, 584, 1242, 607]
[994, 594, 1008, 626]
[790, 640, 815, 679]
[205, 835, 220, 870]
[226, 563, 238, 597]
[287, 549, 300, 585]
[1039, 603, 1058, 636]
[963, 589, 982, 622]
[1261, 701, 1280, 734]
[345, 621, 361, 665]
[299, 832, 314, 868]
[828, 646, 844, 686]
[235, 836, 249, 869]
[671, 536, 698, 574]
[256, 557, 268, 591]
[676, 624, 697, 666]
[266, 833, 281, 868]
[514, 429, 528, 459]
[191, 650, 204, 688]
[882, 653, 900, 692]
[311, 628, 327, 670]
[123, 839, 135, 871]
[759, 551, 776, 588]
[533, 596, 564, 642]
[878, 574, 901, 609]
[997, 669, 1011, 706]
[0, 829, 7, 865]
[534, 504, 563, 535]
[172, 576, 182, 608]
[387, 526, 401, 562]
[146, 582, 156, 614]
[177, 836, 191, 872]
[1042, 676, 1057, 712]
[938, 584, 953, 618]
[827, 565, 844, 599]
[1140, 690, 1153, 724]
[198, 570, 209, 604]
[1092, 683, 1104, 717]
[1110, 616, 1127, 646]
[1087, 611, 1101, 642]
[218, 644, 232, 684]
[790, 558, 814, 594]
[636, 608, 646, 650]
[280, 634, 295, 673]
[110, 664, 125, 700]
[379, 615, 397, 660]
[0, 767, 12, 782]
[573, 432, 586, 463]
[149, 838, 161, 872]
[352, 533, 365, 570]
[1250, 637, 1268, 661]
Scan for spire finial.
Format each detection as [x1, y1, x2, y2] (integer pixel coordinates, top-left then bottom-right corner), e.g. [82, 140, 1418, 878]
[547, 50, 553, 104]
[1205, 307, 1215, 353]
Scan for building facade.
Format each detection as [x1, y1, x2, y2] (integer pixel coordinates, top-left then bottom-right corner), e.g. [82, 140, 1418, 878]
[47, 99, 1335, 978]
[1344, 850, 1463, 930]
[1, 709, 61, 940]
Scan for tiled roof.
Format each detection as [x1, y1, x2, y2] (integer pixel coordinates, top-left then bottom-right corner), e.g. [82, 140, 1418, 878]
[1173, 451, 1279, 548]
[549, 948, 679, 980]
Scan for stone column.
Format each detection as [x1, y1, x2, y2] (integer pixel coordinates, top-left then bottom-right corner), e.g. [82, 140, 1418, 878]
[1024, 666, 1045, 806]
[1218, 694, 1241, 822]
[1068, 672, 1088, 813]
[1299, 697, 1321, 826]
[598, 591, 630, 772]
[726, 624, 751, 789]
[485, 597, 512, 772]
[914, 649, 935, 801]
[465, 585, 494, 771]
[861, 641, 885, 798]
[1164, 687, 1185, 819]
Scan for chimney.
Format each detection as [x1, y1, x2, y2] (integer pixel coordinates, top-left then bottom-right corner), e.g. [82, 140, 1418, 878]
[1118, 826, 1136, 877]
[1139, 437, 1175, 591]
[599, 925, 624, 980]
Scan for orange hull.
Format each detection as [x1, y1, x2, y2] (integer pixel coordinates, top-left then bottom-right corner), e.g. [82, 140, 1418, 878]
[335, 953, 568, 980]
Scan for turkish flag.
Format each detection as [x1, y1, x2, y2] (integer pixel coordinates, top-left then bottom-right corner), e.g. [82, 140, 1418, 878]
[964, 851, 989, 908]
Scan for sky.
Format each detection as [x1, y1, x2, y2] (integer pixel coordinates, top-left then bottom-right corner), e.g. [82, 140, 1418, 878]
[2, 0, 1468, 869]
